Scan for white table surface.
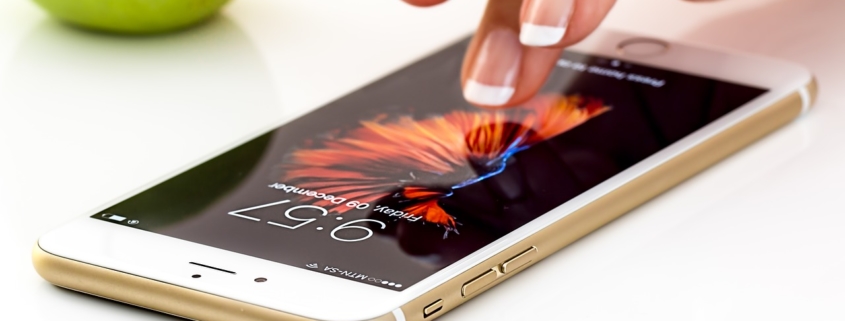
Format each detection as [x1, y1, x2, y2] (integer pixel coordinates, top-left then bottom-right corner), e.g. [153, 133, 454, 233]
[2, 0, 845, 320]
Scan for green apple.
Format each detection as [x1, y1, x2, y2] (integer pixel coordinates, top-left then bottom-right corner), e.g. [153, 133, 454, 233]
[32, 0, 231, 34]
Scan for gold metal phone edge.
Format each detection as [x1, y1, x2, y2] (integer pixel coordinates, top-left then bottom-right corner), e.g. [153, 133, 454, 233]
[32, 79, 816, 321]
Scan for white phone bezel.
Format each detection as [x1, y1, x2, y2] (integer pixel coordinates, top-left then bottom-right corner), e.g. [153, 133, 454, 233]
[38, 29, 813, 321]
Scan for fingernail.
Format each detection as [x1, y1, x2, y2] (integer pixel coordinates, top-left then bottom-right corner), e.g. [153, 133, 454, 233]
[464, 29, 522, 106]
[520, 0, 575, 47]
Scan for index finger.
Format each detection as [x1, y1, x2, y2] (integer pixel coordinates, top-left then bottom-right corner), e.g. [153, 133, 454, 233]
[521, 0, 616, 47]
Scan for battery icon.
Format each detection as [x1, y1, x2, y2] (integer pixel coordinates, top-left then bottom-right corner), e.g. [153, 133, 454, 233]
[103, 213, 126, 222]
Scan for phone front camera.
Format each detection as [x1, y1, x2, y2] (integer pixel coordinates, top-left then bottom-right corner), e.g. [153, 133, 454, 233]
[192, 274, 201, 279]
[254, 277, 268, 283]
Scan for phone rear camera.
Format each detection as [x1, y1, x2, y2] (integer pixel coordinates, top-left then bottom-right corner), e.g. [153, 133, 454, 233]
[254, 277, 268, 283]
[192, 274, 202, 279]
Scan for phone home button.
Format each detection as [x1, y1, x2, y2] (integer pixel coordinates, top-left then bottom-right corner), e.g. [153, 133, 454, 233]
[461, 269, 498, 298]
[617, 38, 669, 57]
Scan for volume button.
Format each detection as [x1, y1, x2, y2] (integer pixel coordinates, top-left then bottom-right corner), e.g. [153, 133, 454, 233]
[501, 247, 537, 274]
[461, 269, 498, 297]
[423, 299, 443, 318]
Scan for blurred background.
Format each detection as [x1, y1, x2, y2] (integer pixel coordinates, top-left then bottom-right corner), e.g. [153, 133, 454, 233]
[1, 0, 844, 320]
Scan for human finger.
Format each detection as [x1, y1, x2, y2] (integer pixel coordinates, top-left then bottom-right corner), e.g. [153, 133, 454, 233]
[461, 0, 562, 108]
[519, 0, 616, 47]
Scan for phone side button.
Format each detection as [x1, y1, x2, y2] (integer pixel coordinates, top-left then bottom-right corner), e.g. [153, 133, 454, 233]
[461, 269, 498, 298]
[501, 247, 538, 274]
[423, 299, 444, 318]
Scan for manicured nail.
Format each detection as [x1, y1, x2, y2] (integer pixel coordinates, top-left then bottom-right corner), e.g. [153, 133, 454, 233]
[520, 0, 575, 47]
[464, 29, 522, 106]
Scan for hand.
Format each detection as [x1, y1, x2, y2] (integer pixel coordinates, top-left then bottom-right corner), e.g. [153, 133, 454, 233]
[405, 0, 616, 108]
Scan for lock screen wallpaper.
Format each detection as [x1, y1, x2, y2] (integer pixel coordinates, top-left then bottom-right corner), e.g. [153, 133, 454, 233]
[93, 39, 766, 291]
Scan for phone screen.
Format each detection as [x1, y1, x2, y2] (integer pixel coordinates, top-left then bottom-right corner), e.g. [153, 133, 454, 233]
[92, 39, 766, 291]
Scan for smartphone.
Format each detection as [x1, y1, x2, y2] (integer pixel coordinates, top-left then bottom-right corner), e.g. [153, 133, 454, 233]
[33, 30, 815, 321]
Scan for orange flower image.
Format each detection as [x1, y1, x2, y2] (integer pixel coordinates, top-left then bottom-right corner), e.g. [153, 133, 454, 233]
[280, 94, 609, 234]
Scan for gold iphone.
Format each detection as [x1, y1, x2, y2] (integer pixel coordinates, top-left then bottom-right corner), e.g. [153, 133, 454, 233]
[33, 30, 816, 321]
